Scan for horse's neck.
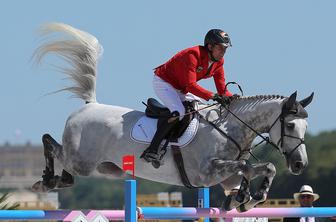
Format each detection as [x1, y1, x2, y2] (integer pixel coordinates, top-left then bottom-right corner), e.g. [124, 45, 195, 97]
[197, 96, 284, 143]
[235, 97, 283, 129]
[227, 96, 285, 144]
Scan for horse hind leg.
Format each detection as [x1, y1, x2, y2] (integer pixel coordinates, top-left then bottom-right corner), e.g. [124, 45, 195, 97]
[32, 134, 74, 192]
[97, 162, 126, 178]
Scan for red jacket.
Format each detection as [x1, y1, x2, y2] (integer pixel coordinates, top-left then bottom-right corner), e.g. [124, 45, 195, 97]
[155, 45, 232, 101]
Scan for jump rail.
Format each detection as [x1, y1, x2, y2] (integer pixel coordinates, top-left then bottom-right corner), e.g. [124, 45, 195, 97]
[0, 180, 335, 221]
[0, 207, 336, 221]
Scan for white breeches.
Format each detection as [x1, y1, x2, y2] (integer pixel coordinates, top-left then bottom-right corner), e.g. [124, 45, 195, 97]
[152, 75, 205, 120]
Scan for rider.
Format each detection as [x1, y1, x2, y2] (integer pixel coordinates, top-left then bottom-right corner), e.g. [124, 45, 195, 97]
[141, 29, 234, 163]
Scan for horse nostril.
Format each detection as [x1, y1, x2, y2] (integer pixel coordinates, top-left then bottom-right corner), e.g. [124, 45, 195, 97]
[295, 161, 304, 170]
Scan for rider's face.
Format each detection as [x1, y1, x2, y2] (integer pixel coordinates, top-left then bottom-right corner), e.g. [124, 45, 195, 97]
[209, 44, 227, 61]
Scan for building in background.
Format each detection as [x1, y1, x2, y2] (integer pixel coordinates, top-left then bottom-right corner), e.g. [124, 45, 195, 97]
[3, 190, 59, 210]
[0, 143, 62, 189]
[0, 143, 60, 211]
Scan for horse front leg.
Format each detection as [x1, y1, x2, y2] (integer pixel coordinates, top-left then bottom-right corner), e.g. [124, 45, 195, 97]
[238, 162, 276, 212]
[212, 159, 252, 211]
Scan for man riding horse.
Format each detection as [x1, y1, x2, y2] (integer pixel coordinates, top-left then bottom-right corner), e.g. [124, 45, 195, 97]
[141, 29, 236, 164]
[32, 23, 313, 211]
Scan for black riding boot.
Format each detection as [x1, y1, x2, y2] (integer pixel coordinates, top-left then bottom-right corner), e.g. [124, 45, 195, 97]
[140, 111, 179, 164]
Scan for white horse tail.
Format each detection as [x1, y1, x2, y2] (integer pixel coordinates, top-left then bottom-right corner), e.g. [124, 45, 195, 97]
[34, 23, 103, 103]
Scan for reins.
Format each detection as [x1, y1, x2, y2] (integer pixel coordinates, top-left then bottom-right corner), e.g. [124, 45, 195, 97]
[197, 82, 304, 161]
[212, 100, 305, 161]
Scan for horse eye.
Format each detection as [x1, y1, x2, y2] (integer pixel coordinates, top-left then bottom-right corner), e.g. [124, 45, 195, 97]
[287, 122, 295, 129]
[290, 109, 298, 114]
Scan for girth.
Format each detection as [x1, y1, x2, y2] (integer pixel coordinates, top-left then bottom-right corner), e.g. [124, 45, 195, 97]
[171, 145, 202, 189]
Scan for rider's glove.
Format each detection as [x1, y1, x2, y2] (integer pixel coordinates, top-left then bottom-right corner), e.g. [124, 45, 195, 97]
[212, 93, 231, 105]
[212, 93, 222, 103]
[232, 94, 241, 99]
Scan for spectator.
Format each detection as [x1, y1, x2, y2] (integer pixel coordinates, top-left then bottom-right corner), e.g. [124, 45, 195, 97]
[283, 185, 320, 222]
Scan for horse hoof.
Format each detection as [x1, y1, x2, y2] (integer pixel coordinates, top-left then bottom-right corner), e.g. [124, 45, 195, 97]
[222, 195, 234, 211]
[236, 196, 253, 212]
[236, 204, 248, 213]
[253, 191, 264, 201]
[236, 191, 250, 203]
[31, 181, 52, 193]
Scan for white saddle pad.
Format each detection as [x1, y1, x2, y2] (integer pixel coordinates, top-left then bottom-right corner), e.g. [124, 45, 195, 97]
[130, 115, 199, 148]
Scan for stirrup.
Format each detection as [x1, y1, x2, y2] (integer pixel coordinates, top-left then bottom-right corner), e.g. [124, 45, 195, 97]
[146, 152, 165, 168]
[140, 149, 165, 168]
[141, 151, 159, 162]
[141, 147, 159, 160]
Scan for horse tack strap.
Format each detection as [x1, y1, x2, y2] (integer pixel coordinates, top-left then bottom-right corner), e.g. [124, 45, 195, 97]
[197, 113, 243, 160]
[171, 145, 203, 189]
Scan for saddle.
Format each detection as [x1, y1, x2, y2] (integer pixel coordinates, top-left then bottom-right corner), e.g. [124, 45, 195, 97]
[145, 98, 196, 142]
[138, 98, 197, 168]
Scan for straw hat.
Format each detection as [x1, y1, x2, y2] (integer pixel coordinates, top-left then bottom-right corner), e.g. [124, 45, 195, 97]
[293, 185, 319, 201]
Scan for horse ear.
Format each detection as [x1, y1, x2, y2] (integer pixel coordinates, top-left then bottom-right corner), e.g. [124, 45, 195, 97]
[285, 91, 297, 110]
[299, 92, 314, 108]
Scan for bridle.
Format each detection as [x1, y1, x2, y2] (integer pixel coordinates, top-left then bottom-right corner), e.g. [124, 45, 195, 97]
[268, 107, 305, 159]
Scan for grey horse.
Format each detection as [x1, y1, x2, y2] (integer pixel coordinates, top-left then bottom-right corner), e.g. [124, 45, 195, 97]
[31, 23, 314, 211]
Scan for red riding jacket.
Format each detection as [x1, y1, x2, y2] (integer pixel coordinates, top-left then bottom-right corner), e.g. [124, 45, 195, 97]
[155, 45, 232, 101]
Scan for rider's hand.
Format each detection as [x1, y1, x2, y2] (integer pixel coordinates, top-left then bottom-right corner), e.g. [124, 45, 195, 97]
[212, 93, 222, 103]
[232, 94, 241, 99]
[212, 93, 231, 105]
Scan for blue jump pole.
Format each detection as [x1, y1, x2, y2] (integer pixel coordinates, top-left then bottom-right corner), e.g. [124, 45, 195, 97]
[125, 180, 137, 222]
[0, 210, 46, 220]
[198, 188, 210, 222]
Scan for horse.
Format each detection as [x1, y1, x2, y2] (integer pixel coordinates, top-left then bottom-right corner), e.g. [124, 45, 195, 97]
[31, 23, 314, 211]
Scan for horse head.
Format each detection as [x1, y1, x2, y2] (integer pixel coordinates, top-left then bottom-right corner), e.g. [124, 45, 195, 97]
[269, 91, 314, 175]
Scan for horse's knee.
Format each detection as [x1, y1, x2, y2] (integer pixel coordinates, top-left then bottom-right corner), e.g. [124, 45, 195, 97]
[238, 160, 254, 177]
[238, 160, 248, 166]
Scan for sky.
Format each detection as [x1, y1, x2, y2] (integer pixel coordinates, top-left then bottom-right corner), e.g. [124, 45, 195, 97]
[1, 0, 336, 145]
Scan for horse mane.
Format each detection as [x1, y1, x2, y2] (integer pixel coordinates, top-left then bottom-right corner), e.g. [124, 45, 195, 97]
[223, 94, 287, 114]
[33, 23, 102, 103]
[235, 94, 286, 101]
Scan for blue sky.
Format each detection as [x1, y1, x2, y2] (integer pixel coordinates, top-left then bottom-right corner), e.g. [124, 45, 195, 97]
[1, 0, 335, 144]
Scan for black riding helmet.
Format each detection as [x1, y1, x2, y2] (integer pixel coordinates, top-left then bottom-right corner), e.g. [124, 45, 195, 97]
[204, 29, 232, 47]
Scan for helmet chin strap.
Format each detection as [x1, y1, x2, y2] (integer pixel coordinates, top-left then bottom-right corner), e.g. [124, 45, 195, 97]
[208, 49, 219, 62]
[206, 46, 219, 62]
